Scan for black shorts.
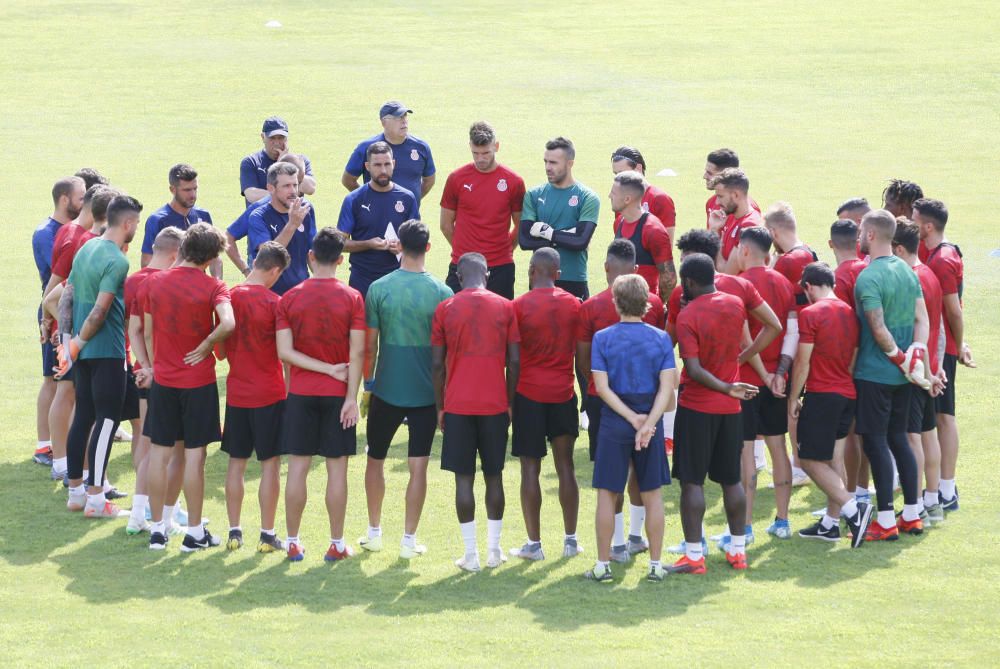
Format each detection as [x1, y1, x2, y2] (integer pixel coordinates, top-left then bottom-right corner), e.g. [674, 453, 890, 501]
[41, 340, 57, 378]
[147, 381, 222, 449]
[907, 387, 937, 434]
[672, 406, 743, 486]
[584, 394, 605, 461]
[797, 392, 856, 461]
[222, 401, 285, 461]
[555, 279, 589, 301]
[138, 385, 149, 401]
[935, 353, 957, 416]
[282, 394, 356, 458]
[120, 365, 140, 422]
[740, 385, 788, 441]
[441, 412, 509, 476]
[854, 379, 911, 436]
[511, 393, 578, 458]
[365, 396, 437, 459]
[446, 262, 515, 300]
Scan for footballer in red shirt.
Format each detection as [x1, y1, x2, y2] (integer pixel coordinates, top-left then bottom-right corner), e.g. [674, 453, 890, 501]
[706, 168, 763, 275]
[440, 121, 526, 299]
[609, 170, 676, 297]
[702, 148, 760, 229]
[275, 228, 365, 563]
[509, 248, 581, 559]
[610, 146, 677, 238]
[764, 202, 818, 305]
[218, 242, 293, 553]
[142, 223, 234, 552]
[788, 262, 873, 546]
[431, 252, 520, 571]
[670, 253, 767, 574]
[913, 198, 972, 511]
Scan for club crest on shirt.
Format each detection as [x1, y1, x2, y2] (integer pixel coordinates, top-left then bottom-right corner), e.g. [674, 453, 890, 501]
[297, 223, 305, 233]
[395, 200, 405, 213]
[568, 195, 579, 207]
[410, 149, 419, 161]
[641, 202, 650, 213]
[497, 178, 508, 192]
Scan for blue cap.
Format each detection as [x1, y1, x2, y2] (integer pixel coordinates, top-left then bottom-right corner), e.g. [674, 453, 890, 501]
[379, 101, 413, 118]
[262, 116, 289, 137]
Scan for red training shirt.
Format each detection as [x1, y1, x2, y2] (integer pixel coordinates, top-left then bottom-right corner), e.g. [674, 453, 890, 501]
[227, 283, 287, 408]
[431, 287, 520, 415]
[144, 266, 230, 389]
[641, 184, 676, 229]
[739, 266, 796, 385]
[276, 277, 365, 397]
[676, 290, 749, 414]
[440, 163, 526, 267]
[833, 258, 867, 310]
[706, 194, 760, 227]
[666, 274, 761, 334]
[773, 246, 818, 303]
[720, 209, 763, 262]
[124, 266, 158, 370]
[513, 287, 580, 403]
[613, 212, 672, 294]
[51, 223, 96, 280]
[798, 297, 859, 398]
[921, 242, 963, 355]
[914, 263, 944, 374]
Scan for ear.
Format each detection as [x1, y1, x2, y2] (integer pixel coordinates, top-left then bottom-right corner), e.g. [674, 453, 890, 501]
[827, 239, 834, 250]
[425, 242, 431, 253]
[494, 141, 501, 153]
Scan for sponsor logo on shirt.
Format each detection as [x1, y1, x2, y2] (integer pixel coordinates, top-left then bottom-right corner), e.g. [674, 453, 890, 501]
[410, 149, 419, 161]
[463, 184, 473, 192]
[641, 202, 649, 213]
[361, 203, 371, 212]
[568, 195, 579, 207]
[395, 200, 405, 213]
[538, 197, 546, 204]
[269, 224, 279, 234]
[497, 179, 508, 192]
[297, 223, 305, 233]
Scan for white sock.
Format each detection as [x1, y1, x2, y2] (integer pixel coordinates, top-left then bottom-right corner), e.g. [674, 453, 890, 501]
[162, 505, 175, 525]
[37, 440, 52, 449]
[402, 533, 416, 548]
[729, 534, 746, 555]
[330, 537, 345, 551]
[460, 520, 477, 556]
[820, 515, 837, 530]
[649, 559, 661, 569]
[86, 492, 106, 508]
[367, 525, 382, 539]
[564, 533, 577, 543]
[923, 490, 939, 507]
[754, 439, 765, 460]
[840, 498, 858, 519]
[52, 457, 67, 472]
[902, 504, 920, 522]
[82, 469, 89, 481]
[152, 521, 166, 535]
[612, 512, 625, 547]
[188, 523, 205, 540]
[628, 504, 646, 539]
[487, 519, 502, 551]
[69, 484, 85, 497]
[792, 466, 807, 479]
[917, 499, 926, 514]
[131, 494, 149, 521]
[685, 541, 704, 562]
[855, 486, 869, 498]
[595, 560, 609, 571]
[287, 535, 300, 546]
[877, 510, 895, 529]
[940, 478, 956, 499]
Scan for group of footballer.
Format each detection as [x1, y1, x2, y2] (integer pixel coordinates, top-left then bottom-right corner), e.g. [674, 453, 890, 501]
[28, 101, 974, 582]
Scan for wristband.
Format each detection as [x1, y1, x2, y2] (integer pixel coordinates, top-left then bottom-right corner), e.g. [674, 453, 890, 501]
[885, 346, 906, 366]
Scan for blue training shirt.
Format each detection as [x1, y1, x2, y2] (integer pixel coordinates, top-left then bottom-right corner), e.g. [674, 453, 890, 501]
[227, 195, 271, 265]
[247, 200, 316, 295]
[337, 183, 419, 296]
[344, 133, 435, 202]
[140, 203, 213, 255]
[32, 217, 62, 291]
[591, 322, 675, 426]
[239, 149, 314, 207]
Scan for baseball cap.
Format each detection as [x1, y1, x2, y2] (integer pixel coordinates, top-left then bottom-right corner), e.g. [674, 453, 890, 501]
[379, 101, 413, 118]
[262, 116, 289, 137]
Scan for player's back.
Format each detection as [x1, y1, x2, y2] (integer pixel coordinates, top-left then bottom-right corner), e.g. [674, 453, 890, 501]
[774, 246, 818, 302]
[799, 297, 858, 397]
[834, 258, 867, 308]
[914, 263, 943, 372]
[514, 287, 580, 402]
[676, 290, 746, 414]
[227, 283, 285, 408]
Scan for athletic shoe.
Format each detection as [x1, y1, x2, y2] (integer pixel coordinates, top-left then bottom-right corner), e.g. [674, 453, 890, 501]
[324, 544, 354, 562]
[646, 564, 666, 582]
[180, 529, 221, 552]
[455, 553, 481, 572]
[67, 491, 87, 512]
[105, 487, 128, 501]
[810, 507, 827, 518]
[924, 503, 945, 525]
[844, 502, 874, 549]
[399, 543, 427, 559]
[766, 519, 792, 539]
[358, 534, 383, 552]
[798, 521, 841, 542]
[941, 489, 959, 512]
[509, 542, 544, 561]
[32, 446, 53, 466]
[486, 548, 507, 568]
[725, 551, 748, 570]
[562, 538, 583, 557]
[895, 515, 924, 536]
[665, 555, 706, 575]
[791, 470, 811, 487]
[257, 533, 284, 553]
[149, 532, 167, 550]
[50, 468, 67, 482]
[126, 518, 151, 536]
[287, 543, 305, 562]
[667, 538, 709, 555]
[84, 501, 125, 519]
[227, 529, 243, 550]
[716, 526, 755, 551]
[583, 563, 613, 582]
[626, 535, 649, 556]
[609, 544, 629, 563]
[114, 427, 132, 442]
[864, 522, 899, 542]
[856, 491, 872, 505]
[664, 437, 674, 456]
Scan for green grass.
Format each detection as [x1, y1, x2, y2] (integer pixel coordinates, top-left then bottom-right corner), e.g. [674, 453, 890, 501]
[3, 1, 1000, 666]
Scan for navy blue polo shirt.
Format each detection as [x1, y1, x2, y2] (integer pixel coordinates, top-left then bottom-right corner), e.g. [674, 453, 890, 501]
[141, 203, 213, 255]
[239, 149, 314, 206]
[227, 195, 271, 264]
[247, 200, 316, 295]
[344, 133, 435, 202]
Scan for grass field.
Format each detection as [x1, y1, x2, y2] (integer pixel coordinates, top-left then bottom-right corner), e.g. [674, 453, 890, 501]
[3, 1, 1000, 666]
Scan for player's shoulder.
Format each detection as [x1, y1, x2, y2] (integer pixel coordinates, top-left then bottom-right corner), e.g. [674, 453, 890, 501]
[146, 203, 172, 223]
[354, 133, 383, 151]
[192, 206, 212, 220]
[390, 183, 418, 201]
[447, 162, 476, 180]
[573, 181, 599, 199]
[494, 163, 524, 182]
[405, 134, 432, 150]
[648, 291, 665, 309]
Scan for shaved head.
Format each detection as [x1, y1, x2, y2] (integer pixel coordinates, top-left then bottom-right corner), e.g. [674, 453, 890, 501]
[529, 247, 560, 278]
[457, 252, 488, 289]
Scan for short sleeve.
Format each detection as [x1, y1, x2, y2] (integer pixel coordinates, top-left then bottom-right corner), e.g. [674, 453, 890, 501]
[275, 294, 291, 330]
[579, 190, 600, 223]
[303, 155, 314, 177]
[645, 295, 666, 329]
[743, 282, 765, 311]
[521, 190, 537, 223]
[798, 308, 817, 344]
[344, 142, 366, 176]
[936, 256, 961, 295]
[577, 303, 595, 342]
[430, 302, 447, 346]
[510, 176, 526, 213]
[590, 331, 608, 372]
[365, 285, 381, 329]
[51, 237, 73, 279]
[666, 287, 682, 327]
[227, 209, 251, 240]
[506, 302, 520, 344]
[350, 292, 366, 330]
[247, 209, 271, 256]
[855, 272, 882, 313]
[239, 156, 257, 195]
[212, 281, 232, 306]
[98, 255, 129, 295]
[440, 172, 459, 210]
[337, 195, 356, 235]
[659, 334, 676, 371]
[653, 192, 676, 228]
[643, 217, 673, 264]
[676, 314, 700, 360]
[408, 192, 420, 220]
[140, 216, 159, 255]
[422, 142, 436, 177]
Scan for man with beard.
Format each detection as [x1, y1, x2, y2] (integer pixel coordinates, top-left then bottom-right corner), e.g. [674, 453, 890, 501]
[708, 168, 763, 275]
[140, 164, 220, 278]
[702, 148, 759, 228]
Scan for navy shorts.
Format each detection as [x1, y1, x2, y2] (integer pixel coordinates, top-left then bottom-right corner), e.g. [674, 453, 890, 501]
[41, 340, 57, 378]
[592, 412, 669, 493]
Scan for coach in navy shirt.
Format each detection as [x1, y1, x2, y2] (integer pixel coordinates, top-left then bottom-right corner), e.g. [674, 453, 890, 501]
[247, 162, 316, 295]
[141, 163, 221, 277]
[240, 116, 316, 207]
[341, 100, 435, 202]
[337, 141, 419, 297]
